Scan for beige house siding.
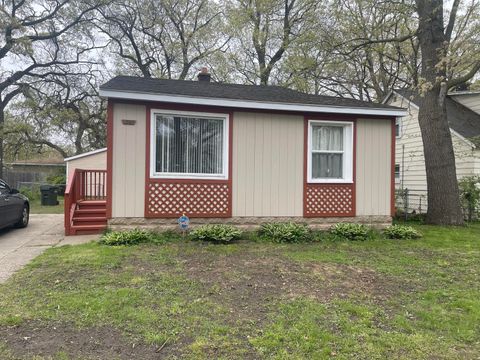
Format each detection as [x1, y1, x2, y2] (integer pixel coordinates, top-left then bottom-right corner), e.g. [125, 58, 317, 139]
[111, 103, 146, 218]
[355, 119, 392, 216]
[232, 112, 304, 216]
[109, 104, 394, 220]
[66, 150, 106, 185]
[450, 93, 480, 115]
[388, 95, 480, 211]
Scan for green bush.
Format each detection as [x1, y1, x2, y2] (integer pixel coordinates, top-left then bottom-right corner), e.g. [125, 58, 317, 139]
[47, 173, 67, 185]
[458, 176, 480, 221]
[19, 186, 40, 201]
[259, 222, 311, 243]
[190, 224, 242, 243]
[330, 223, 372, 241]
[100, 229, 175, 246]
[384, 225, 422, 240]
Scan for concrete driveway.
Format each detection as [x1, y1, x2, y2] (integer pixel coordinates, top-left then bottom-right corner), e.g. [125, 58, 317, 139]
[0, 214, 99, 283]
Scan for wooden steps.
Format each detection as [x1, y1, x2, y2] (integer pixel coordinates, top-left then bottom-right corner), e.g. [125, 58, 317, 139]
[69, 200, 107, 235]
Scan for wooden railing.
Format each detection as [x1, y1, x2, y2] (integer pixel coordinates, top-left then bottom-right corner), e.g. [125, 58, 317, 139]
[64, 169, 107, 235]
[78, 169, 107, 200]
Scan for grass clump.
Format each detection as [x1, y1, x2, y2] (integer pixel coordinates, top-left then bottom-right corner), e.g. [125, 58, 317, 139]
[100, 229, 178, 246]
[384, 225, 422, 240]
[330, 223, 373, 241]
[259, 222, 311, 243]
[190, 224, 242, 243]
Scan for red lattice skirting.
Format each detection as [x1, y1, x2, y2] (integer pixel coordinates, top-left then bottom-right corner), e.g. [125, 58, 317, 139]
[304, 184, 355, 217]
[146, 180, 231, 218]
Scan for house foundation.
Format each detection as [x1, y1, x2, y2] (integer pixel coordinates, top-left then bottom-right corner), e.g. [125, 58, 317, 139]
[107, 216, 392, 231]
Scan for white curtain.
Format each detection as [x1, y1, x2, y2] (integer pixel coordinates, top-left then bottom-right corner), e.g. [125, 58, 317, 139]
[312, 126, 343, 151]
[312, 125, 343, 178]
[156, 115, 224, 175]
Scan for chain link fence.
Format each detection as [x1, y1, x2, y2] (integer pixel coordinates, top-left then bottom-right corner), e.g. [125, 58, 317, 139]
[396, 187, 480, 221]
[395, 188, 427, 221]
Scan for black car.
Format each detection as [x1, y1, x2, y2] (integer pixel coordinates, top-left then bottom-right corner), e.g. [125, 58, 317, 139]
[0, 179, 29, 230]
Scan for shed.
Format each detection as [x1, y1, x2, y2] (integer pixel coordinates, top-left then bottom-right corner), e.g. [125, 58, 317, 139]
[64, 148, 107, 185]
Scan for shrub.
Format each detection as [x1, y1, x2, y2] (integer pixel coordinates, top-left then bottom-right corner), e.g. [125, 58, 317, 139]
[19, 186, 40, 201]
[190, 224, 242, 243]
[330, 223, 372, 241]
[259, 222, 311, 243]
[458, 176, 480, 221]
[47, 173, 67, 185]
[384, 225, 422, 240]
[100, 229, 172, 246]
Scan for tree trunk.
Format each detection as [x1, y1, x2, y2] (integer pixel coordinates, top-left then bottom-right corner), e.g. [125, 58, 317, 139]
[416, 0, 464, 225]
[417, 89, 464, 225]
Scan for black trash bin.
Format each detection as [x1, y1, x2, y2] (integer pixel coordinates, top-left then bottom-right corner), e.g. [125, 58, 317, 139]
[40, 185, 59, 206]
[56, 184, 66, 196]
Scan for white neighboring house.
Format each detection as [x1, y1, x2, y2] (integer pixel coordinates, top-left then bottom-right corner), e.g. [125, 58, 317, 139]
[384, 89, 480, 213]
[449, 90, 480, 115]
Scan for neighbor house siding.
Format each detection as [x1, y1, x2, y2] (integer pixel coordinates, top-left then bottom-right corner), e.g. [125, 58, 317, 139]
[111, 103, 146, 217]
[389, 95, 479, 212]
[232, 112, 304, 216]
[355, 118, 392, 216]
[66, 151, 106, 185]
[450, 94, 480, 115]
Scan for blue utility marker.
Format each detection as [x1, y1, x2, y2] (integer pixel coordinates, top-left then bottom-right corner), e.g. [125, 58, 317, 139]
[178, 214, 190, 230]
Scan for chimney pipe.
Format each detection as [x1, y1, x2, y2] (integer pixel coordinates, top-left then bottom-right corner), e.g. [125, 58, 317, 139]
[197, 67, 211, 82]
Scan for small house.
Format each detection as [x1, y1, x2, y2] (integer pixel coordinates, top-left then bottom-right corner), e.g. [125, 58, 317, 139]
[385, 89, 480, 213]
[64, 70, 406, 235]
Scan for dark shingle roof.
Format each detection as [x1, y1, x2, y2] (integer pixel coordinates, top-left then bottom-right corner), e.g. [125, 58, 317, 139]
[101, 76, 401, 110]
[394, 89, 480, 139]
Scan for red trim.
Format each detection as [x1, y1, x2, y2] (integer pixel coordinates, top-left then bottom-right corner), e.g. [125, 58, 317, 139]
[303, 116, 356, 217]
[227, 111, 233, 217]
[106, 100, 114, 219]
[303, 116, 308, 216]
[143, 104, 233, 218]
[391, 118, 396, 217]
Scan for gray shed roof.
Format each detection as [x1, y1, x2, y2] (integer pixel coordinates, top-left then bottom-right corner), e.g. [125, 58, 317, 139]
[393, 89, 480, 139]
[100, 76, 403, 112]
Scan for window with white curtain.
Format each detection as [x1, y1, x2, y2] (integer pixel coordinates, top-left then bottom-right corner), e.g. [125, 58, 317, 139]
[308, 120, 353, 183]
[151, 110, 228, 179]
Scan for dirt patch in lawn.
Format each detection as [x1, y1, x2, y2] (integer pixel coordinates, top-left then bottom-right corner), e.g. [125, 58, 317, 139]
[306, 263, 414, 301]
[177, 245, 409, 324]
[0, 321, 160, 360]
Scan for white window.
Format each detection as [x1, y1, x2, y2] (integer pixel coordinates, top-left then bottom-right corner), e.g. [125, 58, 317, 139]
[307, 120, 354, 183]
[395, 164, 400, 182]
[395, 117, 402, 137]
[150, 109, 229, 179]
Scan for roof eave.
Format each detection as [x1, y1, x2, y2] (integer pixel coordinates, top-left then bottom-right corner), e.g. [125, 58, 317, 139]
[99, 89, 407, 117]
[64, 148, 107, 162]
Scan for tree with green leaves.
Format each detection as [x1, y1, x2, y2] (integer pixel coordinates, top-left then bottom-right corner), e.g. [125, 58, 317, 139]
[0, 0, 104, 177]
[225, 0, 318, 85]
[96, 0, 230, 79]
[335, 0, 480, 224]
[6, 68, 107, 158]
[412, 0, 480, 225]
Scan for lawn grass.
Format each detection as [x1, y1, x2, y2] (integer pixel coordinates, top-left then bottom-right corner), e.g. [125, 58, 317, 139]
[0, 224, 479, 359]
[29, 196, 64, 214]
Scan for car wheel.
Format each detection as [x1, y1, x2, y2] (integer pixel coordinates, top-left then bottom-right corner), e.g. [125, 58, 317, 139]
[15, 204, 29, 228]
